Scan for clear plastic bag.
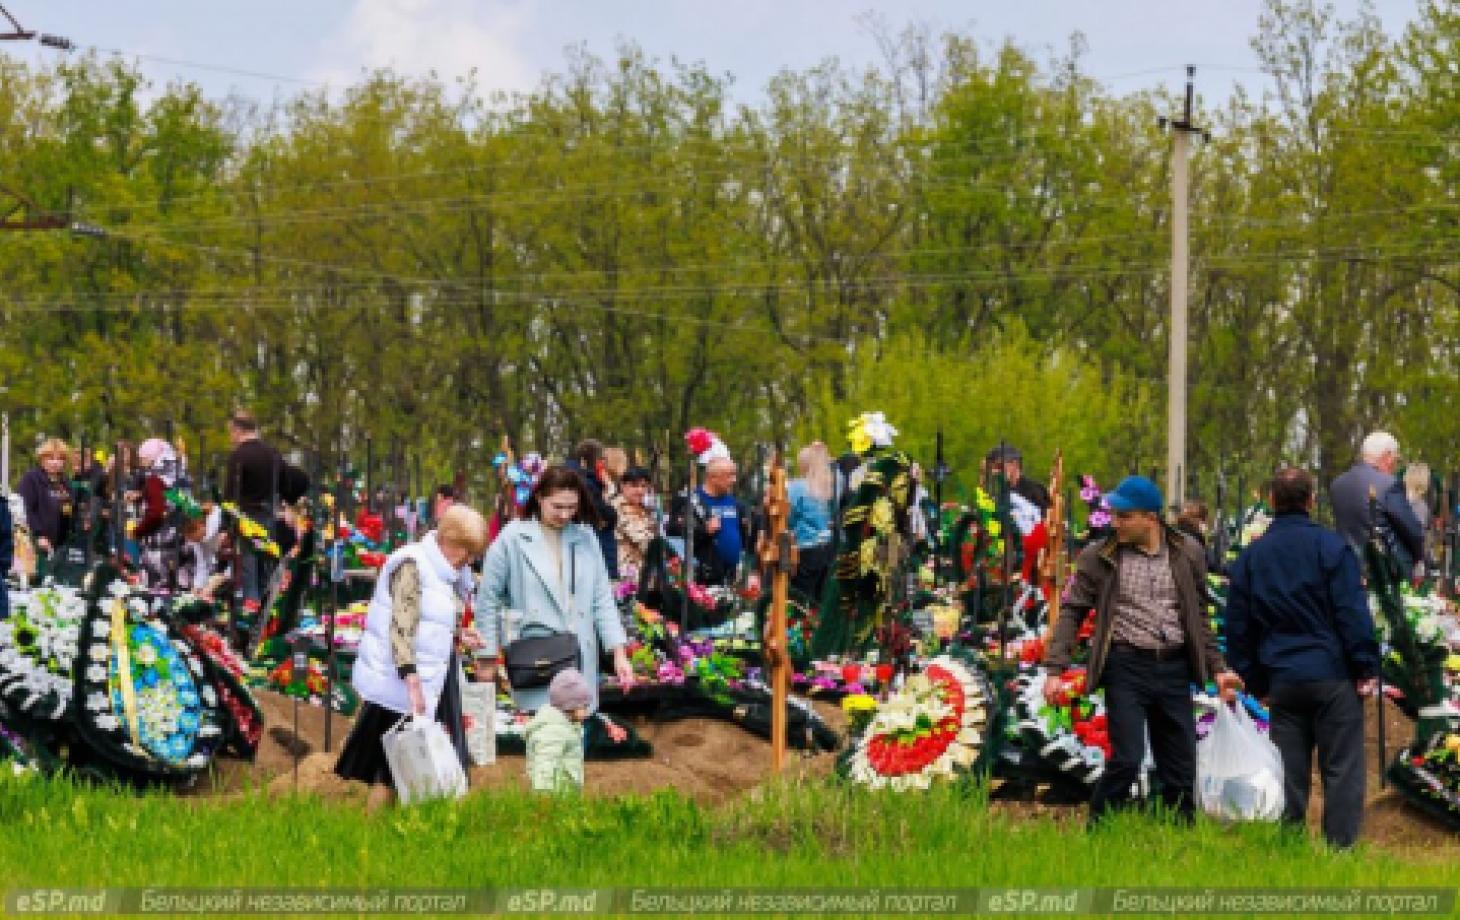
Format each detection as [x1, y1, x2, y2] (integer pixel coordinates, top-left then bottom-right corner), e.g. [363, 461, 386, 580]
[383, 715, 468, 805]
[1196, 703, 1285, 822]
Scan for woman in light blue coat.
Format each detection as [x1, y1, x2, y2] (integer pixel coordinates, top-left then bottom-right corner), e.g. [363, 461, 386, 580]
[475, 466, 634, 713]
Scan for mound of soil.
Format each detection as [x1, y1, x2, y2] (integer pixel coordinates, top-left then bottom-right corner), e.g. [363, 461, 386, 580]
[200, 691, 355, 796]
[201, 691, 843, 806]
[1320, 695, 1459, 857]
[469, 716, 838, 805]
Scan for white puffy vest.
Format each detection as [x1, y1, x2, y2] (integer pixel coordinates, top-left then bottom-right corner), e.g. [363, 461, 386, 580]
[353, 534, 466, 715]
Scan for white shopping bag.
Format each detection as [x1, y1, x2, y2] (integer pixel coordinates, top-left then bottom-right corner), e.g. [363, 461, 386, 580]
[1197, 703, 1285, 822]
[460, 680, 497, 766]
[382, 715, 468, 805]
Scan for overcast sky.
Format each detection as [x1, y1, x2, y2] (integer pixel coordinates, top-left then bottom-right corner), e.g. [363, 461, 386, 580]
[9, 1, 1418, 107]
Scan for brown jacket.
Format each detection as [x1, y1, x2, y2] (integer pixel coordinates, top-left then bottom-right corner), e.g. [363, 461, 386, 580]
[1043, 524, 1226, 690]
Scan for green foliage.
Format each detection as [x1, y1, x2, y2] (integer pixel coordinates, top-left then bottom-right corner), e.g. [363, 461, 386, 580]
[803, 326, 1151, 492]
[3, 2, 1460, 500]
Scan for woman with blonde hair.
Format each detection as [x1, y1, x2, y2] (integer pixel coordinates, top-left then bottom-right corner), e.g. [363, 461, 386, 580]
[601, 447, 628, 494]
[18, 438, 75, 558]
[787, 441, 836, 602]
[337, 504, 490, 809]
[1405, 462, 1433, 574]
[1405, 463, 1432, 527]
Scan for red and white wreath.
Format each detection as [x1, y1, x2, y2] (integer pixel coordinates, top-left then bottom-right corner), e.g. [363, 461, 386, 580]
[846, 655, 989, 790]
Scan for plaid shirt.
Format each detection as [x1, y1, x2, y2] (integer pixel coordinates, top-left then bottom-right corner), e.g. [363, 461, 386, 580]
[1110, 542, 1186, 650]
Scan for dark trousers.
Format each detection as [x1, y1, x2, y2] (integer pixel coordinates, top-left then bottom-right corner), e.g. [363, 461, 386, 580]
[1090, 646, 1197, 823]
[240, 511, 275, 604]
[1268, 680, 1366, 848]
[790, 543, 833, 604]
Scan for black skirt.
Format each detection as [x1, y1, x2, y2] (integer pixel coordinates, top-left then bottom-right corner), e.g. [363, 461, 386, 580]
[334, 656, 471, 789]
[333, 702, 406, 788]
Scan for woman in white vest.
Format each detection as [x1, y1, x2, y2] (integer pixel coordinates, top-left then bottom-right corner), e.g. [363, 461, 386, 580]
[475, 466, 635, 715]
[335, 505, 489, 809]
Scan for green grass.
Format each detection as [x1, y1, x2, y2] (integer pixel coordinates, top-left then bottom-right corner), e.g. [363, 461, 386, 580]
[0, 770, 1455, 918]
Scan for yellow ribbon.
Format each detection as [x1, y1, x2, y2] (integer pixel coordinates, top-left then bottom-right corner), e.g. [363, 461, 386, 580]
[110, 598, 143, 751]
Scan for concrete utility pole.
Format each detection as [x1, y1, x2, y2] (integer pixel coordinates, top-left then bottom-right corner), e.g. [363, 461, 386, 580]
[1160, 67, 1206, 513]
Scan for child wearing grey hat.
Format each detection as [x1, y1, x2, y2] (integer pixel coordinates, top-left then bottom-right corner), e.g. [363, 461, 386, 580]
[525, 669, 593, 793]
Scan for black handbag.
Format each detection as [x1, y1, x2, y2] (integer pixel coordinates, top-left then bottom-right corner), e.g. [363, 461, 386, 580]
[504, 627, 581, 690]
[503, 542, 581, 690]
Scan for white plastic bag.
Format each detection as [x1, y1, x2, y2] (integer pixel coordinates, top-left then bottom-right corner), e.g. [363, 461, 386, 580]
[460, 680, 497, 766]
[1197, 703, 1285, 822]
[382, 715, 468, 805]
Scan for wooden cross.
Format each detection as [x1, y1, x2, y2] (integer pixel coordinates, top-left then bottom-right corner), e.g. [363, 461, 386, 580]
[1039, 449, 1065, 643]
[681, 442, 699, 633]
[757, 456, 797, 772]
[493, 433, 515, 525]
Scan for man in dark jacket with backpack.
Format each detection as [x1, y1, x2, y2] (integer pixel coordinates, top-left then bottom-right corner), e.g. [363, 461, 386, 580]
[1226, 467, 1379, 849]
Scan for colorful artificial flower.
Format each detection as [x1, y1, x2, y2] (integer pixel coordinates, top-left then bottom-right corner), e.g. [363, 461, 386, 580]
[845, 655, 990, 790]
[636, 603, 662, 625]
[846, 412, 898, 455]
[858, 540, 879, 575]
[0, 586, 87, 721]
[870, 497, 895, 536]
[685, 427, 715, 457]
[1007, 668, 1112, 787]
[683, 427, 730, 465]
[686, 582, 714, 610]
[220, 504, 282, 558]
[1077, 476, 1112, 531]
[841, 693, 878, 715]
[1239, 504, 1272, 545]
[928, 603, 961, 641]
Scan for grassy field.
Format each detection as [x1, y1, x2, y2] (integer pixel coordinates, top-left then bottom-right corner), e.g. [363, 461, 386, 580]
[0, 769, 1455, 917]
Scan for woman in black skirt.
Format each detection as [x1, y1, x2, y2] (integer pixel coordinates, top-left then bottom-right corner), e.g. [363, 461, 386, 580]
[335, 505, 490, 810]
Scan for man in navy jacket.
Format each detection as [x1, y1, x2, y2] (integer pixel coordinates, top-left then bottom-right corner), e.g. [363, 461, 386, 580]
[1226, 467, 1379, 849]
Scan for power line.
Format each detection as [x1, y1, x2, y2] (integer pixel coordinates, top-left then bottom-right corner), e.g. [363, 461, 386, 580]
[13, 237, 1460, 317]
[59, 44, 1273, 96]
[88, 45, 326, 88]
[77, 136, 1166, 222]
[92, 178, 1154, 236]
[93, 173, 1450, 238]
[1, 226, 1177, 306]
[6, 181, 1453, 310]
[53, 196, 1460, 290]
[50, 124, 1455, 230]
